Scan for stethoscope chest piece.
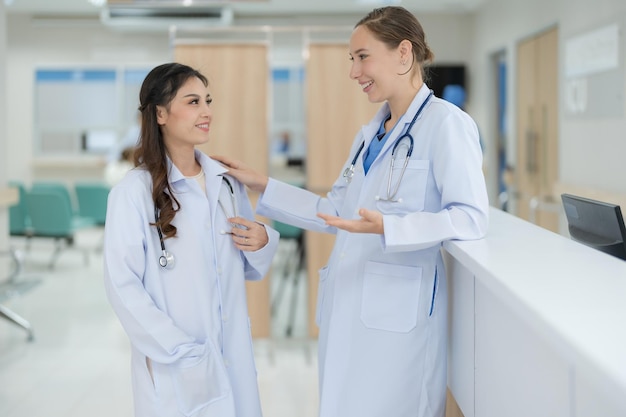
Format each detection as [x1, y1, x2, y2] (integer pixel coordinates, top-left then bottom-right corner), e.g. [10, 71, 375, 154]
[159, 250, 175, 269]
[155, 205, 175, 269]
[154, 176, 237, 269]
[343, 142, 365, 184]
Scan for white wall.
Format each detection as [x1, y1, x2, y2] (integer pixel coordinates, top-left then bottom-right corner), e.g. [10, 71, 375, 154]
[419, 13, 474, 64]
[1, 1, 9, 246]
[6, 15, 170, 183]
[8, 3, 626, 205]
[471, 0, 626, 200]
[6, 13, 472, 186]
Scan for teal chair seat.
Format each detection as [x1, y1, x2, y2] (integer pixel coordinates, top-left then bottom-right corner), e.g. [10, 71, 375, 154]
[74, 182, 110, 226]
[25, 190, 90, 269]
[8, 181, 31, 237]
[32, 181, 95, 229]
[26, 190, 75, 238]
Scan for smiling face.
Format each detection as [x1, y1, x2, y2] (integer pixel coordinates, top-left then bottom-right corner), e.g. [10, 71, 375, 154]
[156, 76, 213, 153]
[349, 25, 405, 104]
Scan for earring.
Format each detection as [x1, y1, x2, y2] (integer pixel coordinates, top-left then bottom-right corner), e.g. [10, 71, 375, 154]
[401, 60, 407, 65]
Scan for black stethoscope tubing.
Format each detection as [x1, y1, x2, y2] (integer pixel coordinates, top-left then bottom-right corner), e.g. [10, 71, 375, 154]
[155, 204, 174, 269]
[343, 91, 433, 183]
[155, 176, 235, 269]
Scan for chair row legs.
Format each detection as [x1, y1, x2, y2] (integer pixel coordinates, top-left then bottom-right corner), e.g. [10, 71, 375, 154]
[0, 248, 35, 341]
[271, 236, 305, 337]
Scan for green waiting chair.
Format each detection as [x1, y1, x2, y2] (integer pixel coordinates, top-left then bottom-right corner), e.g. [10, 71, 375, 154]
[31, 181, 94, 229]
[25, 189, 90, 269]
[74, 181, 110, 226]
[8, 180, 32, 239]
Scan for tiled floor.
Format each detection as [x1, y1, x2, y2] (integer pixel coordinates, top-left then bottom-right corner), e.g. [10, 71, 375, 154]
[0, 228, 318, 417]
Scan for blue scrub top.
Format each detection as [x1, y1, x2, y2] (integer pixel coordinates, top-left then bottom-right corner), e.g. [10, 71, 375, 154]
[363, 114, 397, 174]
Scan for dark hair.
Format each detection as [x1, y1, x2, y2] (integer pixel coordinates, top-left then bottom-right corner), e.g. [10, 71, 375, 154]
[135, 62, 208, 239]
[355, 6, 434, 80]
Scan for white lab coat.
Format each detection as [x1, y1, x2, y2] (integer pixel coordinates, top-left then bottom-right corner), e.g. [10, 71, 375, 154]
[103, 150, 278, 417]
[256, 85, 489, 417]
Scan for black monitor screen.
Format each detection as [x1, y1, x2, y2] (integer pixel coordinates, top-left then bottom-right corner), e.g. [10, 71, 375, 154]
[428, 65, 466, 100]
[561, 193, 626, 260]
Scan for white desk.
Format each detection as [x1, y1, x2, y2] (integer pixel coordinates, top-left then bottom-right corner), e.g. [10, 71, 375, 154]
[444, 208, 626, 417]
[0, 186, 18, 208]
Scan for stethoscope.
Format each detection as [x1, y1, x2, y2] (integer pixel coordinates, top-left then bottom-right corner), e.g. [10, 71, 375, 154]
[155, 176, 237, 269]
[342, 91, 433, 203]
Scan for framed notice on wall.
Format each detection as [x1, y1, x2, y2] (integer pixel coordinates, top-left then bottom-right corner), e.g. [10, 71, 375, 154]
[35, 68, 118, 153]
[563, 22, 624, 118]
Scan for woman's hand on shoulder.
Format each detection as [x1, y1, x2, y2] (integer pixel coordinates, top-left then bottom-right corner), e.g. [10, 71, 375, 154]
[317, 208, 384, 235]
[212, 155, 269, 193]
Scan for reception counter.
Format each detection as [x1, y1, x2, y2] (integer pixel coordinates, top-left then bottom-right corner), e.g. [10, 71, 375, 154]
[444, 208, 626, 417]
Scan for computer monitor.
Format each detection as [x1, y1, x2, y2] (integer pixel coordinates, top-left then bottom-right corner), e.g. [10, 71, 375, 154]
[561, 193, 626, 260]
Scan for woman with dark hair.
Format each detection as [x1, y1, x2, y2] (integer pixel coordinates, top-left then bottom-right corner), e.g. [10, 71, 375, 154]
[215, 6, 489, 417]
[103, 62, 278, 417]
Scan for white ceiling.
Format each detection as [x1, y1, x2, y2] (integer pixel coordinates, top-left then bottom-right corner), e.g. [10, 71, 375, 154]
[5, 0, 487, 17]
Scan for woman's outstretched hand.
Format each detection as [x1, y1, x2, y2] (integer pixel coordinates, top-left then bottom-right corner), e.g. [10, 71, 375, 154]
[212, 155, 269, 193]
[317, 208, 384, 235]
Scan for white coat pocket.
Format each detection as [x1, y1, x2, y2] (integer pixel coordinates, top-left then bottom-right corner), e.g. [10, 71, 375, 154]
[375, 159, 429, 215]
[360, 261, 422, 333]
[315, 266, 330, 326]
[170, 345, 231, 416]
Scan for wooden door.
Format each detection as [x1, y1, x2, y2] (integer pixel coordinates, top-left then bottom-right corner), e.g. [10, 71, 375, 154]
[537, 29, 559, 216]
[305, 43, 379, 337]
[515, 28, 559, 231]
[516, 36, 539, 221]
[175, 44, 271, 337]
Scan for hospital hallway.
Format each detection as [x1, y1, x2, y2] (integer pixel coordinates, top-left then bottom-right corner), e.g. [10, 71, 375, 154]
[0, 227, 319, 417]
